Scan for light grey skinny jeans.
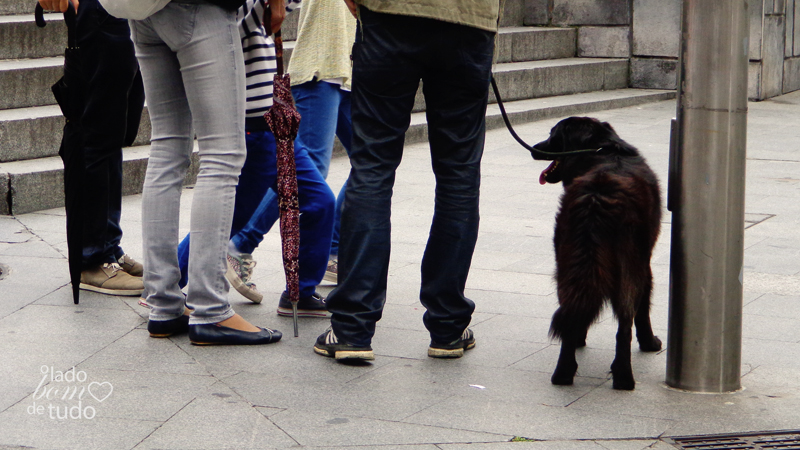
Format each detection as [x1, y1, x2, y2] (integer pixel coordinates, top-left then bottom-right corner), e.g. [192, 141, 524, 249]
[130, 0, 246, 324]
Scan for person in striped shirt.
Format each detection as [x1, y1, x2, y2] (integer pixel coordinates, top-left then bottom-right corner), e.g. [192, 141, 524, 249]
[176, 0, 335, 318]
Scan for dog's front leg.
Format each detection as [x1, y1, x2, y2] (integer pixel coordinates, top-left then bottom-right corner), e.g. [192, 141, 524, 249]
[611, 319, 635, 390]
[551, 340, 578, 386]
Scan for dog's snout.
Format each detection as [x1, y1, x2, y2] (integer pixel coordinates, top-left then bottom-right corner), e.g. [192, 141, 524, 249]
[531, 141, 548, 160]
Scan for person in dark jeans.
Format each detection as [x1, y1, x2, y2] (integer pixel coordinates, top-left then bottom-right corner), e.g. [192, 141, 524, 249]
[40, 0, 145, 296]
[314, 2, 499, 361]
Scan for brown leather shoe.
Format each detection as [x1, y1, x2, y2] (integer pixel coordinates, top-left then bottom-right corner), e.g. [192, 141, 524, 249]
[80, 263, 144, 296]
[117, 254, 143, 277]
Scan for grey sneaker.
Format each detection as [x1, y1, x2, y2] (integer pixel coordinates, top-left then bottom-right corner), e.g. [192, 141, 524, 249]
[80, 263, 144, 297]
[117, 254, 143, 277]
[225, 253, 263, 303]
[428, 328, 476, 358]
[323, 257, 338, 284]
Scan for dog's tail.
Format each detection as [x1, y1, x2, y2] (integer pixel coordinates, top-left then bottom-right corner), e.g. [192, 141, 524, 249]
[549, 171, 635, 341]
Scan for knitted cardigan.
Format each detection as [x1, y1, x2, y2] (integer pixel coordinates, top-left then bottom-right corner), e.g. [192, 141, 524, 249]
[286, 0, 357, 89]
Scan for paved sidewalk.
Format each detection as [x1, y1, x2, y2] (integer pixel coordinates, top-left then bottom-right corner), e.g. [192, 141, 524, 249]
[1, 92, 800, 449]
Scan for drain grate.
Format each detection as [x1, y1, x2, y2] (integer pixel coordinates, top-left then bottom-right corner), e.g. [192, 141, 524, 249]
[669, 430, 800, 450]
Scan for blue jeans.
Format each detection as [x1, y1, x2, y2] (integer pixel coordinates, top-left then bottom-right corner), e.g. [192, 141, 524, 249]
[179, 125, 335, 298]
[326, 8, 495, 346]
[75, 0, 144, 269]
[232, 80, 352, 258]
[131, 1, 245, 324]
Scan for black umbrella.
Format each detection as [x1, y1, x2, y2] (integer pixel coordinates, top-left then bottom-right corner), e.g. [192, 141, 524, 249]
[38, 2, 85, 304]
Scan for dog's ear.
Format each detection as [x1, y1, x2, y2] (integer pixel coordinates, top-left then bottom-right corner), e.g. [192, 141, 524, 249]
[564, 118, 596, 149]
[596, 122, 638, 156]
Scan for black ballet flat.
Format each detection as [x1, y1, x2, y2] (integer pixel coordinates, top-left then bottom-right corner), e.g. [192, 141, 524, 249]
[189, 323, 282, 345]
[148, 315, 190, 338]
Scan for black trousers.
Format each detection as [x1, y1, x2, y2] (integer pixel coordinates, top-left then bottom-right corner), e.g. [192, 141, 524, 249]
[326, 8, 495, 346]
[69, 0, 144, 269]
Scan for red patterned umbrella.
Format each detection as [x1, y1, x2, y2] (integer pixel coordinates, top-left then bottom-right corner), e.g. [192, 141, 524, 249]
[263, 24, 302, 337]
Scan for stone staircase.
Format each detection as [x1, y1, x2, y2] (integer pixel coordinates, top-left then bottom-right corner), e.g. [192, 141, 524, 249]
[0, 0, 675, 215]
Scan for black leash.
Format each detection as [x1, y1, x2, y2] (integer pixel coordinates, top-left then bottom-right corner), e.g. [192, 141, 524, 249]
[490, 76, 601, 160]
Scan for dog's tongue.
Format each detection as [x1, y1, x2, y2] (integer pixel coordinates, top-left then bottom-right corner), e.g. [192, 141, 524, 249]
[540, 161, 557, 185]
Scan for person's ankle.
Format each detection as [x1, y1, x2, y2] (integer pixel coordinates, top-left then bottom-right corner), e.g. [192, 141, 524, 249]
[227, 240, 245, 258]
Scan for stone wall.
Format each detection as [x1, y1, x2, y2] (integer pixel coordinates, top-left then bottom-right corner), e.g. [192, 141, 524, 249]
[523, 0, 800, 100]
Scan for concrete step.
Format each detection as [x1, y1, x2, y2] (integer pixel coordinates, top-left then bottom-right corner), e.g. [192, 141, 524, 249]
[0, 25, 574, 110]
[1, 55, 618, 162]
[0, 104, 152, 163]
[0, 13, 65, 60]
[490, 57, 629, 101]
[1, 88, 675, 215]
[495, 27, 576, 63]
[0, 0, 35, 15]
[412, 57, 628, 112]
[0, 143, 200, 215]
[403, 88, 674, 148]
[0, 56, 62, 110]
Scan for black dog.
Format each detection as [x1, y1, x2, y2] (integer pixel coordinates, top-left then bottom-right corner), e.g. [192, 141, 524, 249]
[533, 117, 662, 390]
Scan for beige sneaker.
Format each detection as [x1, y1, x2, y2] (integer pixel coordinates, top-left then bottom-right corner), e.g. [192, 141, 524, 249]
[80, 263, 144, 296]
[323, 257, 337, 284]
[225, 253, 263, 303]
[117, 254, 143, 277]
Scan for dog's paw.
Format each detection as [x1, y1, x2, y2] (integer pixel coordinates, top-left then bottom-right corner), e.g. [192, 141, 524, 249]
[610, 361, 635, 390]
[639, 335, 662, 352]
[551, 372, 575, 386]
[612, 376, 635, 391]
[551, 362, 577, 386]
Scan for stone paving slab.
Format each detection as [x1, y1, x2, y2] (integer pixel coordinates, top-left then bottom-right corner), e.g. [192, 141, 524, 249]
[1, 95, 800, 448]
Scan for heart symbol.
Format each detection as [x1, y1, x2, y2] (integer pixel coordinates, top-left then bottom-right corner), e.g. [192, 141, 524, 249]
[87, 381, 113, 403]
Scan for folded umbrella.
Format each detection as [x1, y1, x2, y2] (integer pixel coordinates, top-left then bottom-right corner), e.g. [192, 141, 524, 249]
[40, 2, 85, 304]
[263, 19, 302, 336]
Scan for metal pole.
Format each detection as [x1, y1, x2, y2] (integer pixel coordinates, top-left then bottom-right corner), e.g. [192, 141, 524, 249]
[666, 0, 749, 393]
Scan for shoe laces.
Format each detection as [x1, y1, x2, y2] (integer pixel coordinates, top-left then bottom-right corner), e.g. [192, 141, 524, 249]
[102, 262, 123, 273]
[228, 253, 256, 283]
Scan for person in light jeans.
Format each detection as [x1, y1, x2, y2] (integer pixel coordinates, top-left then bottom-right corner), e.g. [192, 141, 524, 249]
[229, 0, 356, 286]
[130, 0, 281, 345]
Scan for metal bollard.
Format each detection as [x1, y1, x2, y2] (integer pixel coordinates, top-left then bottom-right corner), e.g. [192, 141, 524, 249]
[666, 0, 749, 393]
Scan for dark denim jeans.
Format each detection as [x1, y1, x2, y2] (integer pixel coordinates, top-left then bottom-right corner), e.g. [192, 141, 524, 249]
[326, 8, 495, 347]
[75, 0, 144, 269]
[231, 81, 352, 258]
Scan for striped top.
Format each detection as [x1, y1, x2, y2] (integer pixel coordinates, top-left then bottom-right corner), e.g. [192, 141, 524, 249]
[237, 0, 302, 118]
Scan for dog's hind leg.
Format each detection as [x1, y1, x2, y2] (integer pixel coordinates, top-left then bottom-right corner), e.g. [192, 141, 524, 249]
[552, 339, 579, 385]
[610, 317, 635, 390]
[634, 267, 662, 352]
[576, 328, 588, 348]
